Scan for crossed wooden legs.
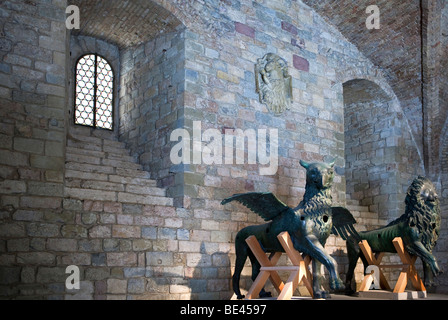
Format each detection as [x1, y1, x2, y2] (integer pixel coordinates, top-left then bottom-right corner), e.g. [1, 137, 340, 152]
[359, 237, 426, 293]
[392, 237, 426, 293]
[245, 232, 313, 300]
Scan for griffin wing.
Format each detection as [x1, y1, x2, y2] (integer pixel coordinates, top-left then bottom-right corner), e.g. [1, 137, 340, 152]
[221, 192, 291, 221]
[331, 206, 361, 241]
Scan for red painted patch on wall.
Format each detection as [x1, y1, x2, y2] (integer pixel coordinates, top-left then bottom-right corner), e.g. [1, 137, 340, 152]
[293, 55, 309, 72]
[235, 22, 255, 38]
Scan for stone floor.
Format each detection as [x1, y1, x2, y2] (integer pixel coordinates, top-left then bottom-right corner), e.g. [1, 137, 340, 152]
[331, 292, 448, 300]
[254, 291, 448, 300]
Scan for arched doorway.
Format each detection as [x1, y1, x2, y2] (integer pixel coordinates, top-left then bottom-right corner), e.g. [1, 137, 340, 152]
[343, 79, 422, 223]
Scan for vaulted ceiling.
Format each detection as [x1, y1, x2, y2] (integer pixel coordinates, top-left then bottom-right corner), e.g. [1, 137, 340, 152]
[68, 0, 447, 175]
[303, 0, 424, 129]
[304, 0, 447, 176]
[69, 0, 184, 48]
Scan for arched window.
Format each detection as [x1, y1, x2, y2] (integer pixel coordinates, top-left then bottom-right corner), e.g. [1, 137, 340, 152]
[75, 54, 114, 130]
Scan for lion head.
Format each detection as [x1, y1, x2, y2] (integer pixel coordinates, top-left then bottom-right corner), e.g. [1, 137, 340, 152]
[403, 176, 441, 251]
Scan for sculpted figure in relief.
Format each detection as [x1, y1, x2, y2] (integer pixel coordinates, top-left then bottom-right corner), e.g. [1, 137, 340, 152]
[255, 53, 293, 115]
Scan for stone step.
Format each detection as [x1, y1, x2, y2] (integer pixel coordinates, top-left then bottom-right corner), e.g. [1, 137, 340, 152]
[64, 187, 172, 206]
[66, 161, 116, 175]
[345, 204, 370, 213]
[68, 130, 126, 149]
[65, 169, 158, 187]
[65, 178, 166, 196]
[65, 131, 173, 206]
[66, 163, 151, 180]
[108, 175, 157, 187]
[67, 136, 126, 153]
[346, 198, 362, 206]
[67, 140, 129, 155]
[66, 146, 133, 162]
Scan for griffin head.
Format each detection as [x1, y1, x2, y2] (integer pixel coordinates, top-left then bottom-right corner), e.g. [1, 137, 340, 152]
[300, 159, 335, 190]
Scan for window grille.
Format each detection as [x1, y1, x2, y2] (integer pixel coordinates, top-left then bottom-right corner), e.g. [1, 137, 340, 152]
[75, 54, 114, 130]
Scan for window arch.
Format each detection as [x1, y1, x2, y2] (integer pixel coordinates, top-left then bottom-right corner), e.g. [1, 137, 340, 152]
[74, 54, 114, 130]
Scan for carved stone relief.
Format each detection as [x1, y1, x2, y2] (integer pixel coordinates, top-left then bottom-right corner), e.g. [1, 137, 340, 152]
[255, 53, 293, 115]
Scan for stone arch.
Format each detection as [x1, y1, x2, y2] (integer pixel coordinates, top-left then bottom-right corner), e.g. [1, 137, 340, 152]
[68, 0, 186, 48]
[68, 36, 121, 133]
[66, 0, 188, 201]
[343, 78, 423, 222]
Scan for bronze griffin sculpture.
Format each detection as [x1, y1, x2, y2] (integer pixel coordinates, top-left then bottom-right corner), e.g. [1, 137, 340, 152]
[222, 160, 359, 299]
[344, 176, 442, 294]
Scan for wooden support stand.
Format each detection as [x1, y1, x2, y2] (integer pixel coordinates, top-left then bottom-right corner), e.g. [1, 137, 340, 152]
[358, 237, 426, 300]
[244, 232, 313, 300]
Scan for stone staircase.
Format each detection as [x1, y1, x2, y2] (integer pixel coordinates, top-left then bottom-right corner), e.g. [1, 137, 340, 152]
[64, 127, 173, 207]
[344, 196, 385, 232]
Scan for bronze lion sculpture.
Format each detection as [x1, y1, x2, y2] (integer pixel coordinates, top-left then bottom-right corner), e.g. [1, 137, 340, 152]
[344, 176, 442, 294]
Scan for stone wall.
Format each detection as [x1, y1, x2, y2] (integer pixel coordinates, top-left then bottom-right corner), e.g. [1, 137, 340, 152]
[0, 0, 68, 297]
[1, 0, 445, 299]
[118, 30, 186, 205]
[344, 79, 424, 219]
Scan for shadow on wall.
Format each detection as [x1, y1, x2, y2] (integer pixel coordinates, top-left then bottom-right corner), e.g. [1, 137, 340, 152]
[126, 242, 232, 300]
[343, 78, 423, 220]
[231, 247, 348, 299]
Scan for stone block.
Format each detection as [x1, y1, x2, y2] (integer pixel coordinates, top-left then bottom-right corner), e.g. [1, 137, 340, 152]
[0, 180, 26, 195]
[293, 55, 310, 72]
[141, 227, 157, 240]
[128, 278, 145, 294]
[61, 253, 91, 266]
[28, 181, 64, 197]
[20, 196, 61, 210]
[81, 211, 97, 225]
[158, 228, 177, 240]
[89, 226, 111, 238]
[107, 252, 137, 267]
[186, 253, 212, 268]
[117, 214, 133, 225]
[107, 279, 127, 294]
[62, 199, 83, 211]
[7, 238, 29, 252]
[46, 239, 77, 252]
[0, 267, 21, 284]
[17, 252, 55, 265]
[146, 252, 173, 266]
[61, 225, 88, 239]
[112, 226, 140, 239]
[30, 155, 64, 171]
[103, 202, 122, 214]
[0, 150, 28, 167]
[21, 267, 35, 284]
[26, 223, 60, 237]
[132, 239, 152, 251]
[91, 253, 107, 267]
[235, 22, 255, 38]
